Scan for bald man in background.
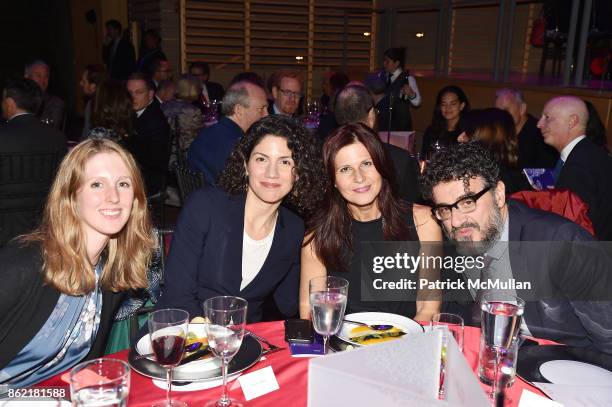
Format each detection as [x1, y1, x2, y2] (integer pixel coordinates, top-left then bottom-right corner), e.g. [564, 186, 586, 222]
[538, 96, 612, 240]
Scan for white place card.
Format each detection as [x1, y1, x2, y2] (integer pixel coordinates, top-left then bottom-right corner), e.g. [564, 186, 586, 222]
[518, 389, 563, 407]
[237, 365, 280, 401]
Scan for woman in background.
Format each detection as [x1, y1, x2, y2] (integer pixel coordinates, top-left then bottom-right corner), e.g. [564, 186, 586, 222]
[0, 138, 155, 386]
[161, 74, 205, 165]
[88, 79, 135, 144]
[461, 108, 531, 194]
[421, 85, 470, 159]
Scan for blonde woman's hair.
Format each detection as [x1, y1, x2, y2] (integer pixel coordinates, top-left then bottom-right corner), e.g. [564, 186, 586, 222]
[176, 74, 202, 102]
[22, 138, 155, 295]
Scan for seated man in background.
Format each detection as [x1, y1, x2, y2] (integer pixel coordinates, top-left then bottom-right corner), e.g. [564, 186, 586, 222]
[125, 72, 171, 197]
[268, 68, 303, 116]
[0, 78, 66, 246]
[421, 142, 612, 354]
[189, 61, 225, 102]
[494, 88, 558, 169]
[539, 95, 612, 241]
[24, 60, 65, 130]
[188, 81, 268, 185]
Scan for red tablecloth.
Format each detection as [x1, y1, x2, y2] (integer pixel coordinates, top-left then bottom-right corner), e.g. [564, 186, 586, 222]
[39, 321, 551, 406]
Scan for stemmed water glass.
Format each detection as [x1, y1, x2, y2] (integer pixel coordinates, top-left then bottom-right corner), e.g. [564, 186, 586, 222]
[479, 293, 525, 405]
[309, 276, 349, 354]
[148, 309, 190, 407]
[203, 296, 248, 407]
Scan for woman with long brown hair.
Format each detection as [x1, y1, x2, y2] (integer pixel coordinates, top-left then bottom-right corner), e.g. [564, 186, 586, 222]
[300, 123, 441, 320]
[460, 108, 531, 194]
[0, 138, 156, 387]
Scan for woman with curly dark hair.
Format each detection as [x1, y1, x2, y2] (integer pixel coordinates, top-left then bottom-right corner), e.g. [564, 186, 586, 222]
[300, 123, 441, 320]
[156, 115, 326, 322]
[87, 79, 135, 143]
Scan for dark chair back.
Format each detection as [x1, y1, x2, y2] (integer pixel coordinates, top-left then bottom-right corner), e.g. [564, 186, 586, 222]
[0, 151, 63, 246]
[173, 161, 205, 204]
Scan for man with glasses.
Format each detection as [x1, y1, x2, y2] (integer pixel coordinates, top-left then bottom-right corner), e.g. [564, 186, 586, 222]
[269, 69, 303, 116]
[421, 142, 612, 353]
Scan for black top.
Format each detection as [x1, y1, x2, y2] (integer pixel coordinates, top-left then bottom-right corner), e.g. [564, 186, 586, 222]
[328, 205, 420, 316]
[517, 115, 558, 169]
[421, 126, 462, 159]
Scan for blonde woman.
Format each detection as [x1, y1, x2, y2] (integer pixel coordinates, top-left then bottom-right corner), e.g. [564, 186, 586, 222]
[161, 74, 205, 164]
[0, 138, 155, 387]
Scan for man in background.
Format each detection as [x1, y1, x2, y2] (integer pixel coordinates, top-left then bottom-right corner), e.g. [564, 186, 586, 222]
[268, 69, 303, 116]
[495, 88, 558, 169]
[24, 60, 65, 130]
[103, 19, 135, 81]
[0, 78, 66, 246]
[189, 81, 268, 185]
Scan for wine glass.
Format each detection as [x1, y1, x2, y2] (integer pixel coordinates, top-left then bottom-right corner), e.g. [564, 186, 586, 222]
[203, 296, 248, 407]
[309, 276, 349, 354]
[148, 309, 189, 407]
[479, 293, 525, 405]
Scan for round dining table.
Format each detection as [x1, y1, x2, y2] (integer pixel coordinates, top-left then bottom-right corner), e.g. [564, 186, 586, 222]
[39, 320, 553, 406]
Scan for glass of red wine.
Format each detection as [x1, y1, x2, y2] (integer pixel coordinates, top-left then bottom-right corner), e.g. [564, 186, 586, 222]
[149, 308, 190, 407]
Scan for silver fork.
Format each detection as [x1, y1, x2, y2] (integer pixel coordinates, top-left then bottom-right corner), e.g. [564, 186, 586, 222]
[245, 330, 285, 354]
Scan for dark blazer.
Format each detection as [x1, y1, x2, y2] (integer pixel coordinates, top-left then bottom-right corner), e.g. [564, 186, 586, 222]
[556, 137, 612, 241]
[188, 116, 243, 185]
[517, 115, 558, 169]
[204, 81, 225, 102]
[0, 114, 66, 246]
[0, 241, 124, 370]
[377, 72, 413, 131]
[156, 187, 303, 322]
[128, 99, 171, 196]
[38, 93, 65, 130]
[103, 36, 136, 81]
[445, 200, 612, 354]
[383, 143, 421, 203]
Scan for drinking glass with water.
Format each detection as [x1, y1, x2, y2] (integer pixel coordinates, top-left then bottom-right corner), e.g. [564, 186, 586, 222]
[69, 358, 130, 407]
[309, 276, 349, 354]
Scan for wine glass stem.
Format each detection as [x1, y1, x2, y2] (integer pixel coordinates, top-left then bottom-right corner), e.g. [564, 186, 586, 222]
[492, 350, 500, 401]
[323, 335, 329, 355]
[220, 356, 230, 406]
[166, 367, 173, 406]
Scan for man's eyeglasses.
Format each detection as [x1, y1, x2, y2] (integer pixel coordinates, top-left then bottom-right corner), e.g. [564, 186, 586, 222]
[431, 186, 492, 221]
[279, 88, 302, 99]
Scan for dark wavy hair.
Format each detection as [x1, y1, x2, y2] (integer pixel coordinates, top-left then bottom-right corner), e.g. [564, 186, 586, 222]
[91, 79, 135, 138]
[421, 142, 500, 202]
[430, 85, 470, 134]
[217, 115, 326, 217]
[306, 123, 409, 272]
[463, 108, 519, 168]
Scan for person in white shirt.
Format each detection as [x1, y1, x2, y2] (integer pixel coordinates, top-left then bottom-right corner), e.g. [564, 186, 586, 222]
[377, 47, 421, 132]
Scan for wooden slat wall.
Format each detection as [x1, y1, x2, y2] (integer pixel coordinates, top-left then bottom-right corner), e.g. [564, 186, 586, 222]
[181, 0, 373, 98]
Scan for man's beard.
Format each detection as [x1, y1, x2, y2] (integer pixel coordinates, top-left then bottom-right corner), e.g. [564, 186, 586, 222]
[443, 203, 504, 255]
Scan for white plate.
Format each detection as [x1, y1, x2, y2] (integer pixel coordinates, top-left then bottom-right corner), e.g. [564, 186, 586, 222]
[136, 323, 219, 373]
[539, 360, 612, 385]
[337, 312, 424, 346]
